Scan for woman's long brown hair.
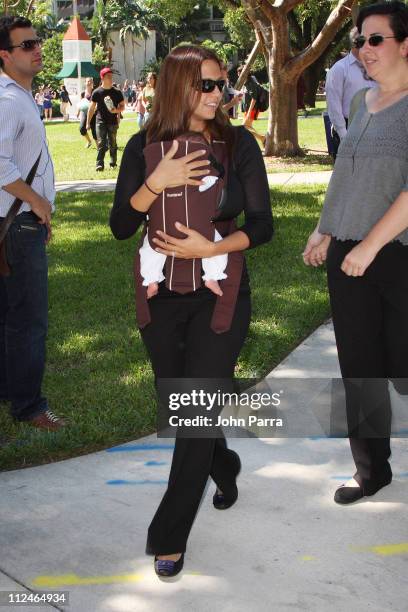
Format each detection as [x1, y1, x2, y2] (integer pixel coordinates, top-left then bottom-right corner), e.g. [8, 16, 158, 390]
[145, 44, 235, 149]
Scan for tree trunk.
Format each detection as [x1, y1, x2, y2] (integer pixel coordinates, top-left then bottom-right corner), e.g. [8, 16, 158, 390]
[267, 75, 301, 156]
[264, 12, 302, 156]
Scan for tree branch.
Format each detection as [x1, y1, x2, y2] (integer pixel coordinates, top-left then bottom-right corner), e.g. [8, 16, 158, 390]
[280, 0, 304, 13]
[286, 0, 356, 78]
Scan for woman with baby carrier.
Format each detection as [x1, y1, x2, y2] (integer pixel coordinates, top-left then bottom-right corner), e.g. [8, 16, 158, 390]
[110, 44, 273, 578]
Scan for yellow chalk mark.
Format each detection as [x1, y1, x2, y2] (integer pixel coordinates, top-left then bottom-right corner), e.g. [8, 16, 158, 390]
[32, 572, 143, 587]
[300, 555, 316, 561]
[351, 542, 408, 557]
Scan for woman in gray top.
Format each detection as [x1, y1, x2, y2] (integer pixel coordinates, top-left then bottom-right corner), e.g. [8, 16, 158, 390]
[303, 1, 408, 505]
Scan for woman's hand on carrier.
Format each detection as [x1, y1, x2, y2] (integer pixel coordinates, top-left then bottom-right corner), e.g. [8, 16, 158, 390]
[146, 140, 211, 192]
[340, 241, 378, 277]
[152, 222, 216, 259]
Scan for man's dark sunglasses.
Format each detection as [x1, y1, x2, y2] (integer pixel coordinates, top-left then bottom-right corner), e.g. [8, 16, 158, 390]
[200, 79, 226, 93]
[7, 38, 42, 51]
[354, 34, 396, 49]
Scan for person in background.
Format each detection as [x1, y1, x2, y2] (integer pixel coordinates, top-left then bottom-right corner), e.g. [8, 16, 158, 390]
[237, 66, 266, 147]
[34, 85, 44, 119]
[325, 26, 375, 159]
[84, 77, 97, 147]
[86, 67, 125, 172]
[0, 15, 66, 430]
[58, 84, 71, 122]
[77, 91, 92, 148]
[42, 84, 53, 120]
[297, 74, 308, 117]
[134, 80, 145, 129]
[122, 79, 130, 107]
[130, 79, 137, 106]
[220, 63, 242, 118]
[142, 72, 156, 123]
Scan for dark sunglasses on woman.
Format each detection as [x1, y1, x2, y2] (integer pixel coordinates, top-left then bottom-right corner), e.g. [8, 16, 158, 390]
[354, 34, 397, 49]
[200, 79, 226, 93]
[6, 38, 42, 51]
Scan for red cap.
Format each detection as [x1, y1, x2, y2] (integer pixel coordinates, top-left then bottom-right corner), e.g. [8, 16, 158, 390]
[100, 67, 113, 79]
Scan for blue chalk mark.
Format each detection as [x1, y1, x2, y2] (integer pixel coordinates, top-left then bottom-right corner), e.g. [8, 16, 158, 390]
[106, 444, 174, 453]
[106, 479, 168, 485]
[145, 461, 167, 466]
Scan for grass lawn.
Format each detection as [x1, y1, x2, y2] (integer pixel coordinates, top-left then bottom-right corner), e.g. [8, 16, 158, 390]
[0, 184, 330, 472]
[47, 104, 332, 183]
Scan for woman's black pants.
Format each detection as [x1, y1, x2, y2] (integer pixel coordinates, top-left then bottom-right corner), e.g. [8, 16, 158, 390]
[327, 238, 408, 494]
[140, 290, 251, 555]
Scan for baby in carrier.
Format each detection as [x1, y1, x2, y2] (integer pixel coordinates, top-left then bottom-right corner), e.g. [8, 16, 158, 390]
[141, 132, 229, 298]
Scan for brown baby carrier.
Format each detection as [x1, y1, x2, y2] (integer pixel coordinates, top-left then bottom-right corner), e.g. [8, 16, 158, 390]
[134, 132, 244, 334]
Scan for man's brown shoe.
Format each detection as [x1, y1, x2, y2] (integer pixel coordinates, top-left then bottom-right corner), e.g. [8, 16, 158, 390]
[27, 410, 67, 432]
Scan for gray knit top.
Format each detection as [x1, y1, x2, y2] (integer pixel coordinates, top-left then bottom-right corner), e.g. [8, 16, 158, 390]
[319, 91, 408, 245]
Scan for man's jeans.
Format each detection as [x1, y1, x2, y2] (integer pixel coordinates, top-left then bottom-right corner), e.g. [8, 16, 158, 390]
[96, 121, 118, 168]
[0, 212, 48, 420]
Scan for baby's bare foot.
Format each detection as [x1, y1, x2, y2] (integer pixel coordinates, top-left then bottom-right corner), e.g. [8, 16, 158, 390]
[205, 279, 223, 296]
[147, 282, 159, 299]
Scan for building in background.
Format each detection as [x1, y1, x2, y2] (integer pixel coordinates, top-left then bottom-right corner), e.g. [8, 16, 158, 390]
[51, 0, 156, 84]
[53, 0, 97, 20]
[55, 16, 99, 116]
[195, 5, 227, 43]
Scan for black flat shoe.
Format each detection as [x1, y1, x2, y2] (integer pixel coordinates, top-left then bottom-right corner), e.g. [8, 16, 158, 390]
[213, 450, 241, 510]
[213, 486, 238, 510]
[334, 484, 364, 505]
[154, 553, 184, 577]
[334, 474, 392, 505]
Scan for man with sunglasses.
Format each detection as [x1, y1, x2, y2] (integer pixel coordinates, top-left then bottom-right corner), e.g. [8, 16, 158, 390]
[325, 26, 375, 160]
[0, 16, 65, 431]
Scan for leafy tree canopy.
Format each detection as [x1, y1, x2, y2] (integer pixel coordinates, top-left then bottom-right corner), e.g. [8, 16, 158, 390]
[34, 31, 63, 91]
[200, 39, 237, 64]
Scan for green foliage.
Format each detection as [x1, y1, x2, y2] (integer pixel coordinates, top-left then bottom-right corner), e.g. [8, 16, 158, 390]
[139, 56, 163, 80]
[92, 43, 109, 72]
[201, 39, 237, 64]
[294, 0, 337, 23]
[223, 7, 254, 52]
[144, 0, 197, 26]
[4, 0, 57, 38]
[34, 32, 63, 91]
[93, 0, 153, 49]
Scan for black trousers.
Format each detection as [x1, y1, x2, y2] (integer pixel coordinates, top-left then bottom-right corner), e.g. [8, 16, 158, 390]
[327, 238, 408, 494]
[140, 290, 251, 554]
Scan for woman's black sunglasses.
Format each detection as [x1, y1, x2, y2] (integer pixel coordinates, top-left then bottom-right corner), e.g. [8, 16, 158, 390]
[7, 38, 42, 51]
[354, 34, 396, 49]
[200, 79, 226, 93]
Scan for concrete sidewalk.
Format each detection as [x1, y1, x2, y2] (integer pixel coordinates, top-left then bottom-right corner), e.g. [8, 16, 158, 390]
[55, 170, 332, 194]
[0, 321, 407, 612]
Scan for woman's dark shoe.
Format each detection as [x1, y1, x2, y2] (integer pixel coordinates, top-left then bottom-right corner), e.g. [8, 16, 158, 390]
[334, 484, 364, 505]
[154, 553, 184, 577]
[213, 450, 241, 510]
[334, 474, 392, 505]
[213, 486, 238, 510]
